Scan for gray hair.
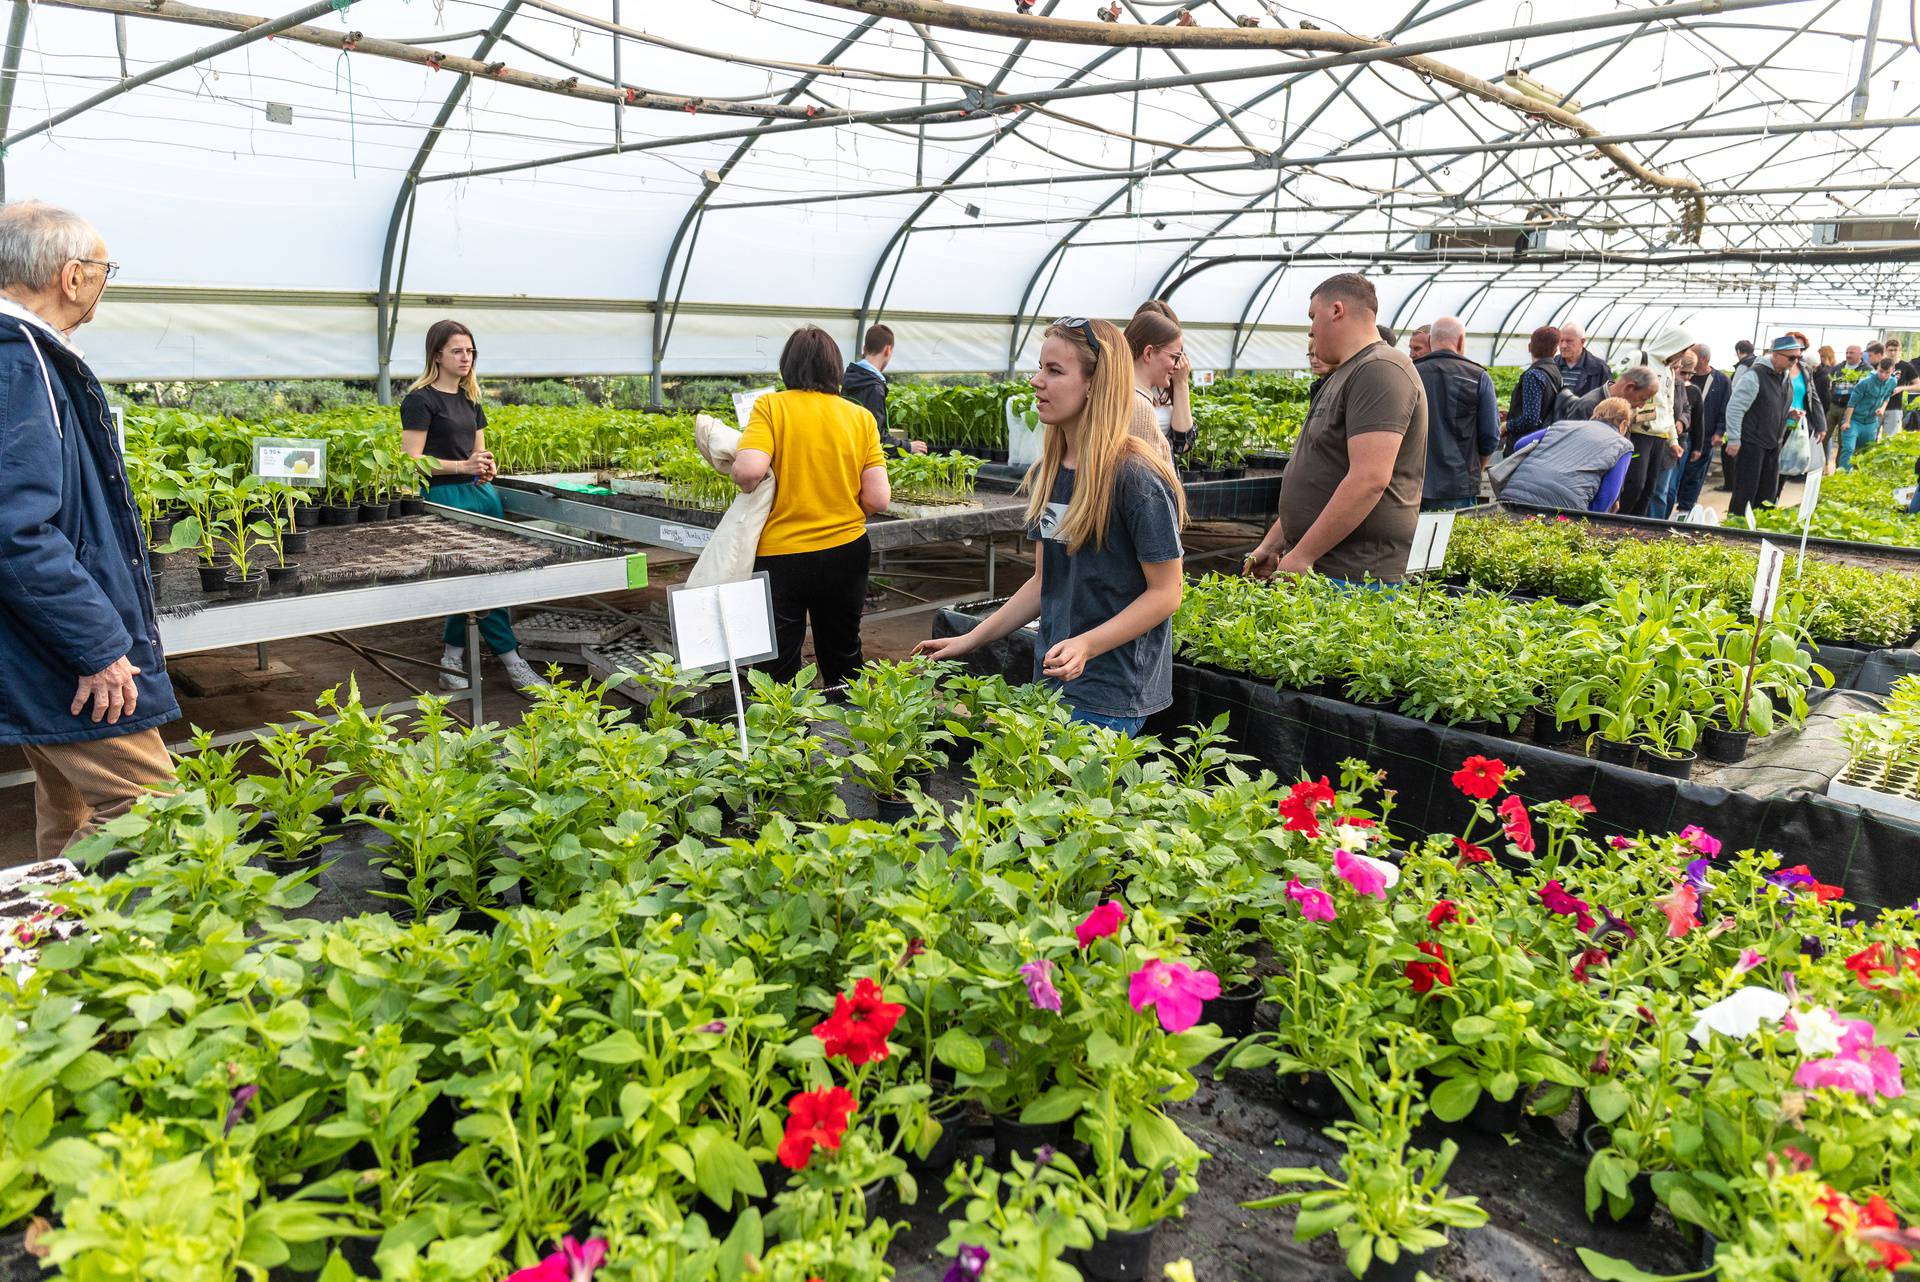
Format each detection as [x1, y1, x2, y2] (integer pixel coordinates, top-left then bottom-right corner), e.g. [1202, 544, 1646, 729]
[1618, 365, 1658, 394]
[1430, 315, 1465, 351]
[0, 201, 99, 291]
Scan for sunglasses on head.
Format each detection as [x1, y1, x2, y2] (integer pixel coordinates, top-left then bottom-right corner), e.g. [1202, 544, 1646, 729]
[1054, 316, 1100, 369]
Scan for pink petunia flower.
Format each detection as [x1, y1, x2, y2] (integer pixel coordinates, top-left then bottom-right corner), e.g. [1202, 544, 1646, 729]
[1678, 825, 1723, 858]
[1792, 1015, 1906, 1100]
[1608, 835, 1638, 850]
[1286, 877, 1337, 922]
[1564, 795, 1596, 814]
[1656, 880, 1700, 938]
[1732, 947, 1765, 976]
[1019, 959, 1062, 1013]
[508, 1237, 609, 1282]
[1128, 959, 1221, 1034]
[1333, 848, 1387, 899]
[1075, 900, 1126, 949]
[1538, 879, 1595, 931]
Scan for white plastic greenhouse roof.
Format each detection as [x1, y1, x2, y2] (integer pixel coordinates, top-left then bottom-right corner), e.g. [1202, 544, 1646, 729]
[6, 0, 1920, 382]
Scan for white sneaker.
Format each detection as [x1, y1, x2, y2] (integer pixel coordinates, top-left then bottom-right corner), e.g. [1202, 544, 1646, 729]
[500, 651, 550, 692]
[438, 645, 470, 691]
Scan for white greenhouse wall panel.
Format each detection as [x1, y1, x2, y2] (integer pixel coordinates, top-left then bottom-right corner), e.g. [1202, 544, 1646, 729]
[82, 299, 375, 382]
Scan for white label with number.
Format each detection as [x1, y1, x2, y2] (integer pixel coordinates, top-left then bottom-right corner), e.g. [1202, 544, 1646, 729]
[655, 521, 713, 550]
[1751, 539, 1785, 620]
[731, 386, 777, 429]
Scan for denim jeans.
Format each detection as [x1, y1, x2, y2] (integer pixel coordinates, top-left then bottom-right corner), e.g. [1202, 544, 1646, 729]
[1419, 496, 1480, 512]
[1069, 708, 1147, 735]
[1646, 458, 1683, 519]
[1837, 419, 1879, 470]
[1673, 450, 1714, 515]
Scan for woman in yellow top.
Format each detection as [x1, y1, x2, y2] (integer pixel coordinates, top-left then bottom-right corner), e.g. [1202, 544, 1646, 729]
[732, 325, 891, 687]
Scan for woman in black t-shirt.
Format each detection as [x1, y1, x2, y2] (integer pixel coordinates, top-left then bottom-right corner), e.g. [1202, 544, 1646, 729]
[401, 319, 546, 693]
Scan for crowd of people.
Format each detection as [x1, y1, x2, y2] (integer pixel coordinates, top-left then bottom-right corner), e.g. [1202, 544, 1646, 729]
[10, 184, 1919, 860]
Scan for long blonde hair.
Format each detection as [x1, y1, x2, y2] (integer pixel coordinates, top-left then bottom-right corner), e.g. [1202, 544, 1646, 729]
[407, 318, 482, 402]
[1023, 317, 1186, 554]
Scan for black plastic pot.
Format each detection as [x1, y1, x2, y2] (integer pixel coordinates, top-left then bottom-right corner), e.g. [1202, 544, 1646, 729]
[1279, 1070, 1348, 1119]
[1698, 1231, 1719, 1269]
[1535, 716, 1585, 750]
[359, 501, 391, 522]
[283, 530, 310, 555]
[1593, 739, 1640, 769]
[1643, 750, 1697, 782]
[197, 560, 231, 592]
[224, 570, 265, 599]
[874, 794, 914, 824]
[263, 846, 325, 876]
[1200, 982, 1261, 1039]
[1700, 724, 1752, 764]
[293, 504, 321, 528]
[148, 515, 176, 543]
[907, 1100, 967, 1172]
[1468, 1088, 1525, 1136]
[990, 1115, 1061, 1167]
[1358, 1249, 1428, 1282]
[1581, 1125, 1656, 1224]
[1456, 718, 1501, 738]
[455, 906, 500, 933]
[267, 562, 301, 590]
[1073, 1224, 1157, 1282]
[320, 503, 359, 526]
[399, 497, 427, 517]
[860, 1178, 901, 1224]
[145, 546, 168, 575]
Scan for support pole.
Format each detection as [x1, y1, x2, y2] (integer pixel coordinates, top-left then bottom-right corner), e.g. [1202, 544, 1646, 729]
[1851, 0, 1886, 121]
[4, 0, 362, 150]
[0, 0, 30, 202]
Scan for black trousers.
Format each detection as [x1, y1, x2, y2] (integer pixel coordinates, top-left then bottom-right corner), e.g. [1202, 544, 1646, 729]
[1617, 435, 1671, 518]
[1727, 442, 1781, 520]
[753, 533, 871, 689]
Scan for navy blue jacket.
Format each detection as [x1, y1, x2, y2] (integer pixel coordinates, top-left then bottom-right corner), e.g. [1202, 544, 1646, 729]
[0, 303, 177, 745]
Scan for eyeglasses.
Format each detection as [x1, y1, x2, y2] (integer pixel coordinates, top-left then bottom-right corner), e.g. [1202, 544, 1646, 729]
[1053, 316, 1099, 369]
[76, 259, 120, 280]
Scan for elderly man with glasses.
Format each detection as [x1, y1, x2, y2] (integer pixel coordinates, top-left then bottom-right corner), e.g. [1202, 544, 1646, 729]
[0, 200, 177, 857]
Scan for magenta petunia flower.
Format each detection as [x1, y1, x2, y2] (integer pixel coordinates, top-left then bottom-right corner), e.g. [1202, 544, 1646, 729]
[1076, 900, 1126, 949]
[1019, 958, 1062, 1013]
[1286, 877, 1337, 922]
[1128, 958, 1221, 1034]
[942, 1244, 991, 1282]
[1333, 848, 1387, 899]
[508, 1236, 609, 1282]
[1732, 948, 1765, 976]
[1538, 879, 1595, 931]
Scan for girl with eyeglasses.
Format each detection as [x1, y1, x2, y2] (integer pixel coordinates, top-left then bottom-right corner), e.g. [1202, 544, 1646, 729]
[400, 318, 547, 694]
[915, 317, 1187, 734]
[1124, 299, 1194, 463]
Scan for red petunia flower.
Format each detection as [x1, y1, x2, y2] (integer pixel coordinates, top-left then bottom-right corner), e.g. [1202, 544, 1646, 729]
[1564, 795, 1596, 814]
[1427, 900, 1459, 927]
[1571, 946, 1609, 984]
[1278, 777, 1337, 837]
[1776, 864, 1846, 903]
[1843, 943, 1919, 990]
[777, 1086, 857, 1170]
[1405, 941, 1452, 995]
[1819, 1186, 1916, 1272]
[1497, 795, 1535, 854]
[1453, 837, 1491, 865]
[1451, 755, 1507, 802]
[814, 977, 905, 1066]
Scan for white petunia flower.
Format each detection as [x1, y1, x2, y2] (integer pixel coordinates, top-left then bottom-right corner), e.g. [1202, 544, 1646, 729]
[1688, 986, 1789, 1043]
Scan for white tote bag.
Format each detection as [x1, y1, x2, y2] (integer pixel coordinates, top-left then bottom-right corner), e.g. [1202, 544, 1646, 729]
[686, 414, 775, 588]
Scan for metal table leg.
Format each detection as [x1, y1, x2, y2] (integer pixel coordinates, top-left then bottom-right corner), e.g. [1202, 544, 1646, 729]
[466, 613, 485, 724]
[985, 534, 996, 599]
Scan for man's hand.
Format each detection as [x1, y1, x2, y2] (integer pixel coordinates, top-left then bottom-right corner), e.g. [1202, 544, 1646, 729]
[909, 440, 929, 455]
[1690, 450, 1704, 462]
[1275, 549, 1316, 577]
[71, 656, 139, 725]
[1726, 442, 1741, 458]
[1670, 440, 1684, 459]
[1041, 636, 1093, 682]
[1243, 546, 1282, 580]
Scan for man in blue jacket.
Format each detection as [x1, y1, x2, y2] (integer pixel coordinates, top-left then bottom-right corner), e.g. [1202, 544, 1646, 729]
[0, 201, 176, 857]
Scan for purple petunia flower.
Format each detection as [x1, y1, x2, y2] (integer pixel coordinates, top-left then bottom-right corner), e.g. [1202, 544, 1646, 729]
[1590, 904, 1638, 943]
[1803, 936, 1828, 959]
[224, 1083, 258, 1137]
[1033, 1144, 1057, 1168]
[943, 1244, 991, 1282]
[698, 1020, 727, 1034]
[1769, 868, 1817, 891]
[1684, 857, 1714, 892]
[1019, 959, 1062, 1013]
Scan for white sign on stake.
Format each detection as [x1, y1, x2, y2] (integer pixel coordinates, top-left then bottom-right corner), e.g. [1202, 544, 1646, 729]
[1405, 510, 1457, 576]
[252, 437, 327, 488]
[1795, 467, 1822, 575]
[731, 386, 777, 430]
[668, 573, 778, 758]
[1193, 369, 1217, 387]
[1751, 538, 1786, 621]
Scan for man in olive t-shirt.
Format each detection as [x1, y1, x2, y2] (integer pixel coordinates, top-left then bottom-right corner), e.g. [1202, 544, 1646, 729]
[1248, 272, 1428, 584]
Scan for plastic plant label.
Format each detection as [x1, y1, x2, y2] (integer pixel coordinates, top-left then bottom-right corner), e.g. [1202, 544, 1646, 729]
[1193, 369, 1217, 387]
[1751, 539, 1785, 621]
[669, 573, 777, 672]
[1797, 467, 1822, 524]
[731, 386, 777, 429]
[625, 554, 648, 589]
[1404, 510, 1456, 576]
[252, 438, 326, 488]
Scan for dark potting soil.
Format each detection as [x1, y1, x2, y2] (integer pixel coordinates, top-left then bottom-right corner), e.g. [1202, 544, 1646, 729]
[148, 515, 599, 616]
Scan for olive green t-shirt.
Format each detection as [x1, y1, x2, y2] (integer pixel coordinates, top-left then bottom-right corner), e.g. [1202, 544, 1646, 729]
[1276, 341, 1428, 583]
